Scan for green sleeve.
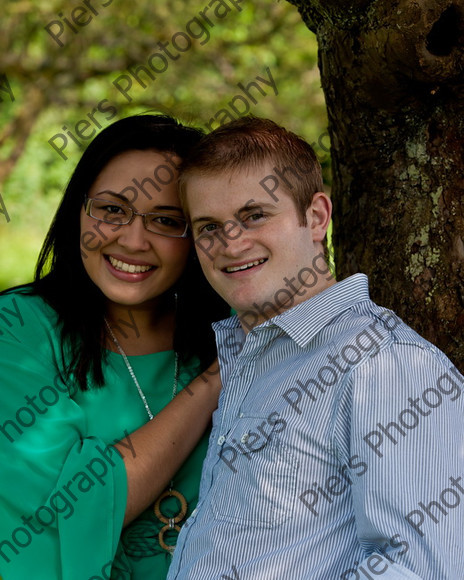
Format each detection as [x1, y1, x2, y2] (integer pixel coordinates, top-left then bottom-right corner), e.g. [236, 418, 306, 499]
[0, 292, 127, 580]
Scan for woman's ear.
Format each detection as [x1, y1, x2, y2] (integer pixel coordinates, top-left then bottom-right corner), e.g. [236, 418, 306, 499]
[307, 192, 332, 242]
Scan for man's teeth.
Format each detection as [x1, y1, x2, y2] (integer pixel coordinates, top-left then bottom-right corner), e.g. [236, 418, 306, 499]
[109, 257, 153, 273]
[225, 259, 266, 273]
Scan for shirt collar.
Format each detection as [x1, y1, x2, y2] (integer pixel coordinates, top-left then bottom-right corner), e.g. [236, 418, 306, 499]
[213, 274, 371, 347]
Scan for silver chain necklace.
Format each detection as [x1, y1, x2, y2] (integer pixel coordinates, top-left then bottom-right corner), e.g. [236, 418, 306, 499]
[105, 316, 186, 555]
[104, 318, 179, 420]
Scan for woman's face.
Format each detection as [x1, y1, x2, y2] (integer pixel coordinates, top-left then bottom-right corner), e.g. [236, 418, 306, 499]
[80, 149, 190, 311]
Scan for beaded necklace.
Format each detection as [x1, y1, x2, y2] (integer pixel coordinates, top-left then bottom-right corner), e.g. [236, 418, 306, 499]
[105, 318, 188, 554]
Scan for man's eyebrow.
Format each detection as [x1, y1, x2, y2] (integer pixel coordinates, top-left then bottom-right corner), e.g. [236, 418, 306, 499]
[237, 202, 276, 212]
[191, 216, 216, 227]
[191, 202, 277, 226]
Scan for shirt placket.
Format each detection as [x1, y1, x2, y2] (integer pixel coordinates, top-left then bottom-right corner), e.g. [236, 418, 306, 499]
[216, 327, 280, 441]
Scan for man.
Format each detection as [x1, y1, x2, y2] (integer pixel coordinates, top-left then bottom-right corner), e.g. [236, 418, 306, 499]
[167, 117, 464, 579]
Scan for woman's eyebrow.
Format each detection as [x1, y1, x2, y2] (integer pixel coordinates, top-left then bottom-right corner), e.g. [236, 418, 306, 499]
[93, 190, 129, 202]
[91, 192, 183, 213]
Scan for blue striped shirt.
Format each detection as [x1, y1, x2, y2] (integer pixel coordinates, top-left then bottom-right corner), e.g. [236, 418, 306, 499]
[168, 274, 464, 579]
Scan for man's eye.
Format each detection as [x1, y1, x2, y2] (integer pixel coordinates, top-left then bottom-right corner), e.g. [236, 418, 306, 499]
[246, 212, 266, 223]
[200, 223, 219, 233]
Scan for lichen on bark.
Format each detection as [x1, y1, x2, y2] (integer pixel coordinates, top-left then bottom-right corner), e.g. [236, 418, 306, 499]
[288, 0, 464, 369]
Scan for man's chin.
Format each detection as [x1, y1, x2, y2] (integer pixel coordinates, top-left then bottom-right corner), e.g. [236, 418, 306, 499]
[232, 299, 260, 317]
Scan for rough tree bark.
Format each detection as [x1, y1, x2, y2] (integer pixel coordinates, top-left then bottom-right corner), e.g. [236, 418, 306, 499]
[288, 0, 464, 371]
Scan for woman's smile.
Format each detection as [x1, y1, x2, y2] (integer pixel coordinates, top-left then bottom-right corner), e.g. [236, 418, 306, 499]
[80, 149, 190, 308]
[107, 255, 156, 273]
[104, 254, 158, 282]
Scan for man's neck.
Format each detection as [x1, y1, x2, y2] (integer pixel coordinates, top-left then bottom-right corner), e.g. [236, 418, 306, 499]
[238, 273, 337, 334]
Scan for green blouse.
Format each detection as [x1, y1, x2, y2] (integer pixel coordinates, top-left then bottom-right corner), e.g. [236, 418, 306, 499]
[0, 290, 209, 580]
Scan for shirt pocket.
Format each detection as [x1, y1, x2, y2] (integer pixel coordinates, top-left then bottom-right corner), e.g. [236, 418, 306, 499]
[211, 415, 298, 528]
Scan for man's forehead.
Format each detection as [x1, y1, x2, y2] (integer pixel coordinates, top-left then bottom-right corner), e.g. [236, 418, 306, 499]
[187, 162, 274, 187]
[186, 165, 276, 210]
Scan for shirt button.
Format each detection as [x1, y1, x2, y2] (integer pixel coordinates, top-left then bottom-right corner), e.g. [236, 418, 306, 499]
[240, 432, 249, 443]
[217, 435, 226, 445]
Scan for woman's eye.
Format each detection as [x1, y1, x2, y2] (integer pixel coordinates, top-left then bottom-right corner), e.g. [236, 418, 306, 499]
[103, 205, 124, 214]
[155, 216, 179, 227]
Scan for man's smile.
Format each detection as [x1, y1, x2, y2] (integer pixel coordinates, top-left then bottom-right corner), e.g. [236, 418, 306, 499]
[222, 258, 267, 274]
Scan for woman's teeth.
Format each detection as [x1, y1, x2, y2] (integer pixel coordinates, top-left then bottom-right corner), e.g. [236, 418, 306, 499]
[225, 259, 266, 273]
[109, 257, 153, 273]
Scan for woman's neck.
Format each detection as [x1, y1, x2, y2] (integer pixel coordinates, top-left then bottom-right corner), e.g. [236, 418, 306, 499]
[105, 297, 176, 356]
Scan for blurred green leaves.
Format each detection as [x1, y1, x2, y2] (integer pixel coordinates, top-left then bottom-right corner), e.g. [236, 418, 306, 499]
[0, 0, 328, 289]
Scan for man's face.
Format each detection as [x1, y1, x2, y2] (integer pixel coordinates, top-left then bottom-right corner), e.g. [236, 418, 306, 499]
[186, 164, 334, 330]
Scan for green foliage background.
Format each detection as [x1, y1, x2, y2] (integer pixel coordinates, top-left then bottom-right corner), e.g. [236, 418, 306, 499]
[0, 0, 328, 290]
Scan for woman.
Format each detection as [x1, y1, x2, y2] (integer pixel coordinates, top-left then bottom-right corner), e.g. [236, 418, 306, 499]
[0, 115, 229, 579]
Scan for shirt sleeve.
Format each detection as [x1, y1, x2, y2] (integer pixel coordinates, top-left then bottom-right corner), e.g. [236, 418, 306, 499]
[0, 294, 128, 580]
[336, 340, 464, 579]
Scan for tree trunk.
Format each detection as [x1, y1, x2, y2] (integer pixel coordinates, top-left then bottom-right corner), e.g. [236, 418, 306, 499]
[288, 0, 464, 371]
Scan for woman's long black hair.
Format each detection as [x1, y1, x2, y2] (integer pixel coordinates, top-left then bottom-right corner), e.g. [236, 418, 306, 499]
[14, 114, 229, 390]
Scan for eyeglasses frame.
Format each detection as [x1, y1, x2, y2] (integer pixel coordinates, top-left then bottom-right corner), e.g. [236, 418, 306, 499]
[84, 196, 190, 239]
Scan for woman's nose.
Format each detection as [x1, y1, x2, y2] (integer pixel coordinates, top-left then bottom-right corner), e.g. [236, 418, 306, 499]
[116, 215, 152, 251]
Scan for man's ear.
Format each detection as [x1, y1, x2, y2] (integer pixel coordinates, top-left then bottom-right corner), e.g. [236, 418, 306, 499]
[307, 192, 332, 242]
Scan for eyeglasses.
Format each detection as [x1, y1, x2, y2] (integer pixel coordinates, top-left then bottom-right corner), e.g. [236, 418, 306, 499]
[84, 198, 189, 238]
